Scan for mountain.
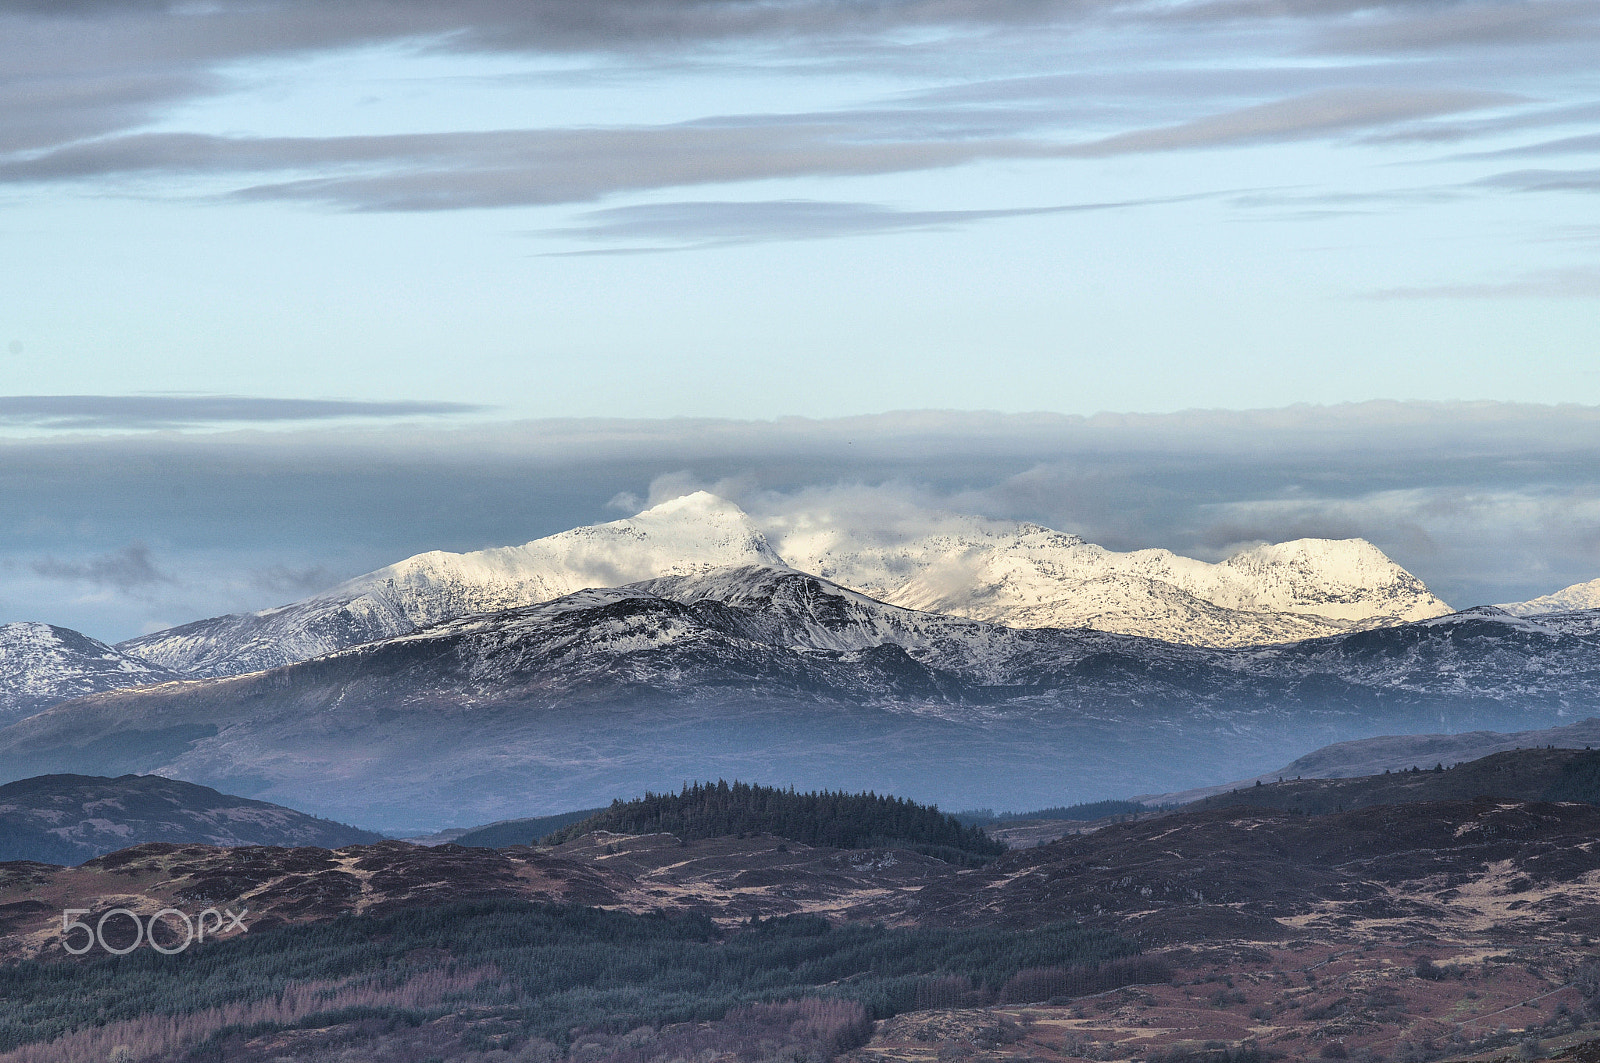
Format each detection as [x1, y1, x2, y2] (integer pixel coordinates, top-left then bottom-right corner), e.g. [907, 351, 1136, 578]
[772, 516, 1450, 646]
[2, 567, 1592, 833]
[0, 772, 382, 864]
[117, 491, 783, 677]
[0, 622, 182, 725]
[1501, 575, 1600, 615]
[100, 496, 1454, 693]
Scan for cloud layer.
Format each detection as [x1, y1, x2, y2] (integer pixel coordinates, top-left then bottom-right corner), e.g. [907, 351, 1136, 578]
[4, 402, 1599, 641]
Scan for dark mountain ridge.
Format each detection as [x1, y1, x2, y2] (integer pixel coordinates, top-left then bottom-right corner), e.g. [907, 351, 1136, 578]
[1, 568, 1595, 831]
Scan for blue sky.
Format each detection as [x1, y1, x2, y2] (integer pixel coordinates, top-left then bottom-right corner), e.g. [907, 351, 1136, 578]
[1, 0, 1597, 418]
[1, 0, 1598, 638]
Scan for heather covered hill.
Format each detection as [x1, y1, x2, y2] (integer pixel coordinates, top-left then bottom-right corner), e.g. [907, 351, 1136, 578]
[542, 781, 1005, 864]
[0, 773, 382, 864]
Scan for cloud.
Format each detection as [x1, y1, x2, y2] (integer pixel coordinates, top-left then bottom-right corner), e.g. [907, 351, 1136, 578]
[7, 402, 1600, 639]
[0, 88, 1510, 213]
[538, 195, 1199, 252]
[31, 543, 173, 592]
[1310, 0, 1600, 54]
[1060, 88, 1520, 156]
[1481, 167, 1600, 193]
[1365, 266, 1600, 299]
[0, 395, 488, 430]
[250, 564, 342, 597]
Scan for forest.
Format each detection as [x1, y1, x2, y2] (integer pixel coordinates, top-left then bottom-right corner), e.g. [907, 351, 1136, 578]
[0, 901, 1149, 1063]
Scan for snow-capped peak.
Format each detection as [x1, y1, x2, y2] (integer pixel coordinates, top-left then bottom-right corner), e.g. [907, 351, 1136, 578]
[117, 493, 786, 676]
[0, 621, 179, 722]
[773, 517, 1450, 647]
[331, 490, 783, 627]
[1498, 576, 1600, 617]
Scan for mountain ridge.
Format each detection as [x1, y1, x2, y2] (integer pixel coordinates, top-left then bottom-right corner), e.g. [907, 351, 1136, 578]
[3, 565, 1593, 832]
[102, 494, 1456, 692]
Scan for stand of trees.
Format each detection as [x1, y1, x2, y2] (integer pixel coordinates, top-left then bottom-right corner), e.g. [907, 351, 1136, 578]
[541, 781, 1006, 864]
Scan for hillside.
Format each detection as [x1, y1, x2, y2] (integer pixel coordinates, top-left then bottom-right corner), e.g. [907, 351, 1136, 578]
[1189, 746, 1600, 815]
[453, 807, 605, 848]
[0, 773, 382, 864]
[5, 786, 1600, 1063]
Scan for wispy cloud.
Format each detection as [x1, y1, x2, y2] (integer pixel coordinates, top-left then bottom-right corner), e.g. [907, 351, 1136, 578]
[0, 88, 1511, 212]
[1366, 265, 1600, 298]
[0, 395, 488, 430]
[539, 195, 1201, 252]
[31, 543, 174, 593]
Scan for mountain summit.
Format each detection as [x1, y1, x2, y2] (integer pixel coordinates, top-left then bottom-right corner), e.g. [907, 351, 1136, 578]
[0, 622, 181, 723]
[112, 492, 1449, 679]
[118, 491, 782, 677]
[773, 518, 1450, 647]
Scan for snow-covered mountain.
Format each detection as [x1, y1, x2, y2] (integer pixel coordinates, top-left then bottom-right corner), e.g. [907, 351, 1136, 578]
[771, 516, 1451, 646]
[114, 494, 1453, 684]
[1499, 576, 1600, 616]
[118, 491, 783, 677]
[4, 566, 1589, 831]
[0, 622, 182, 724]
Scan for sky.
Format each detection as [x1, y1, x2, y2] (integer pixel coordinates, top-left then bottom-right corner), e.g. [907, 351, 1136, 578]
[0, 0, 1597, 639]
[0, 0, 1597, 416]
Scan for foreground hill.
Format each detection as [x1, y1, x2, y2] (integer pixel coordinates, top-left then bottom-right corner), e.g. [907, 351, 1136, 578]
[1, 570, 1594, 831]
[0, 622, 181, 725]
[4, 763, 1600, 1063]
[0, 773, 382, 864]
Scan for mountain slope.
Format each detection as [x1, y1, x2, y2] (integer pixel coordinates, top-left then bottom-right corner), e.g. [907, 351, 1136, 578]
[771, 516, 1450, 646]
[117, 491, 783, 677]
[0, 622, 182, 724]
[0, 772, 382, 864]
[2, 568, 1592, 832]
[1501, 575, 1600, 615]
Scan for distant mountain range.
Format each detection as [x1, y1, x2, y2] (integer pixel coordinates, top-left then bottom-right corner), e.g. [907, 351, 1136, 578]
[3, 492, 1598, 832]
[0, 772, 381, 864]
[107, 492, 1455, 683]
[116, 492, 783, 679]
[2, 565, 1595, 832]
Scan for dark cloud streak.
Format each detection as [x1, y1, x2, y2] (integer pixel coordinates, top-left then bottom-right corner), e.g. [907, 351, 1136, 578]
[0, 395, 488, 430]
